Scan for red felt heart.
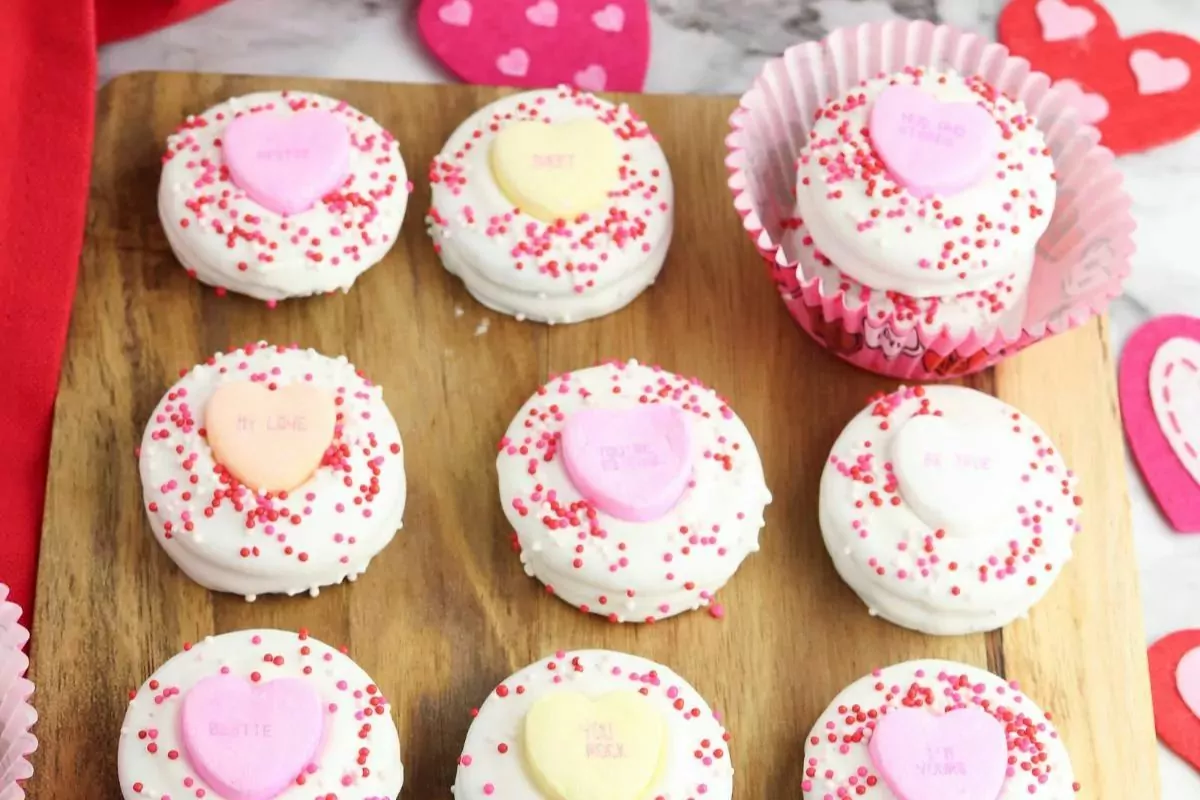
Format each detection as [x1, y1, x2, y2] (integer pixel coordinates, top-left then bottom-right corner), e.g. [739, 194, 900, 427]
[1118, 315, 1200, 533]
[999, 0, 1200, 155]
[1149, 630, 1200, 772]
[417, 0, 650, 93]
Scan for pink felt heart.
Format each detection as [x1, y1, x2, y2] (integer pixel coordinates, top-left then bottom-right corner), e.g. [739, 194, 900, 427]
[868, 706, 1007, 800]
[1035, 0, 1096, 42]
[181, 675, 325, 800]
[417, 0, 649, 92]
[205, 382, 337, 493]
[1119, 316, 1200, 533]
[1130, 48, 1192, 95]
[561, 405, 693, 522]
[1178, 648, 1200, 720]
[1150, 631, 1200, 772]
[868, 85, 1000, 199]
[223, 110, 350, 216]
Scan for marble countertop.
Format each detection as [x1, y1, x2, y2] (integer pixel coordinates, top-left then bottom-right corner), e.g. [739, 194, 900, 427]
[101, 0, 1200, 794]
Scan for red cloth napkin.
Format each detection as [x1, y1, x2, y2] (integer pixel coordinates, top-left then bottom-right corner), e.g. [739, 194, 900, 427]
[0, 0, 228, 628]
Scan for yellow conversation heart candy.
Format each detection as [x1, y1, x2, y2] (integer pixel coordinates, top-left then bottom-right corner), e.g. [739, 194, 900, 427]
[523, 691, 668, 800]
[490, 119, 620, 222]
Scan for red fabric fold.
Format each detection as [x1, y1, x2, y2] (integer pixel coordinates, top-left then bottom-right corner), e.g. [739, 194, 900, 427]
[0, 0, 228, 628]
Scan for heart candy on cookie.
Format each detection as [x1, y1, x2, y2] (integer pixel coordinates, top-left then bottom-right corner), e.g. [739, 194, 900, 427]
[205, 382, 337, 493]
[560, 405, 693, 522]
[868, 706, 1008, 800]
[890, 413, 1021, 539]
[1119, 315, 1200, 532]
[490, 119, 620, 222]
[523, 691, 668, 799]
[181, 675, 325, 800]
[222, 110, 351, 216]
[869, 85, 1000, 199]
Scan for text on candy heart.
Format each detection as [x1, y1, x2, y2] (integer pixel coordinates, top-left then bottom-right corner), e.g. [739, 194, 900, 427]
[235, 415, 312, 433]
[206, 722, 275, 738]
[895, 112, 971, 148]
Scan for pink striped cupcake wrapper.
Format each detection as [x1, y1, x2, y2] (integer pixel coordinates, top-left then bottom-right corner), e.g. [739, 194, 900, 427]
[726, 20, 1135, 379]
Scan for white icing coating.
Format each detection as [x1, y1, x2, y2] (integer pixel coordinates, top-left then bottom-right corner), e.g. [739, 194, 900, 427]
[452, 649, 733, 800]
[803, 659, 1076, 799]
[428, 88, 674, 324]
[138, 343, 406, 599]
[819, 385, 1081, 635]
[781, 218, 1029, 339]
[795, 69, 1055, 298]
[158, 91, 410, 302]
[118, 629, 403, 800]
[497, 360, 772, 622]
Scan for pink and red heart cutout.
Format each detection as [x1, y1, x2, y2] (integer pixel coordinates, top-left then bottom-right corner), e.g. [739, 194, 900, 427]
[999, 0, 1200, 154]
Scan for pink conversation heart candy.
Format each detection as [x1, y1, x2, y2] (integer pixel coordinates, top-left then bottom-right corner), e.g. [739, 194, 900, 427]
[869, 85, 1000, 199]
[181, 675, 325, 800]
[223, 110, 351, 216]
[561, 406, 693, 522]
[868, 706, 1007, 800]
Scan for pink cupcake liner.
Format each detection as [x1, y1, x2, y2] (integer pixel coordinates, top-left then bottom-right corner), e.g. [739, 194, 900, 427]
[0, 586, 35, 798]
[726, 20, 1135, 379]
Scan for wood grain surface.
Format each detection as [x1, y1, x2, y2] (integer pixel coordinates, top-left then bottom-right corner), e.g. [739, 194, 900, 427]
[29, 73, 1158, 798]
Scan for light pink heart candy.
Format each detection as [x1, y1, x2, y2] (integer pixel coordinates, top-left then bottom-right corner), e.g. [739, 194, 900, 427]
[1131, 48, 1192, 95]
[223, 110, 351, 216]
[181, 675, 325, 800]
[561, 406, 693, 522]
[869, 85, 1000, 199]
[869, 706, 1007, 800]
[1035, 0, 1096, 42]
[1178, 647, 1200, 719]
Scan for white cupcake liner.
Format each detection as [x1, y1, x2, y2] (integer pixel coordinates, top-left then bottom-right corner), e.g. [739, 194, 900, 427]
[726, 20, 1135, 379]
[0, 586, 35, 797]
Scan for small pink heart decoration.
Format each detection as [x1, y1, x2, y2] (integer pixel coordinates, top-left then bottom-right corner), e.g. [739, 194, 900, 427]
[181, 675, 325, 800]
[205, 382, 337, 493]
[1035, 0, 1096, 42]
[1177, 647, 1200, 720]
[417, 0, 649, 92]
[439, 0, 473, 26]
[869, 85, 1000, 199]
[1130, 48, 1192, 95]
[592, 3, 626, 32]
[222, 110, 351, 216]
[1119, 316, 1200, 533]
[868, 706, 1007, 800]
[561, 405, 693, 522]
[526, 0, 558, 27]
[1056, 79, 1110, 124]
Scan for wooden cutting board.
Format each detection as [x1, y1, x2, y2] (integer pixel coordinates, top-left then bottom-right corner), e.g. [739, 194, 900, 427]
[29, 73, 1158, 798]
